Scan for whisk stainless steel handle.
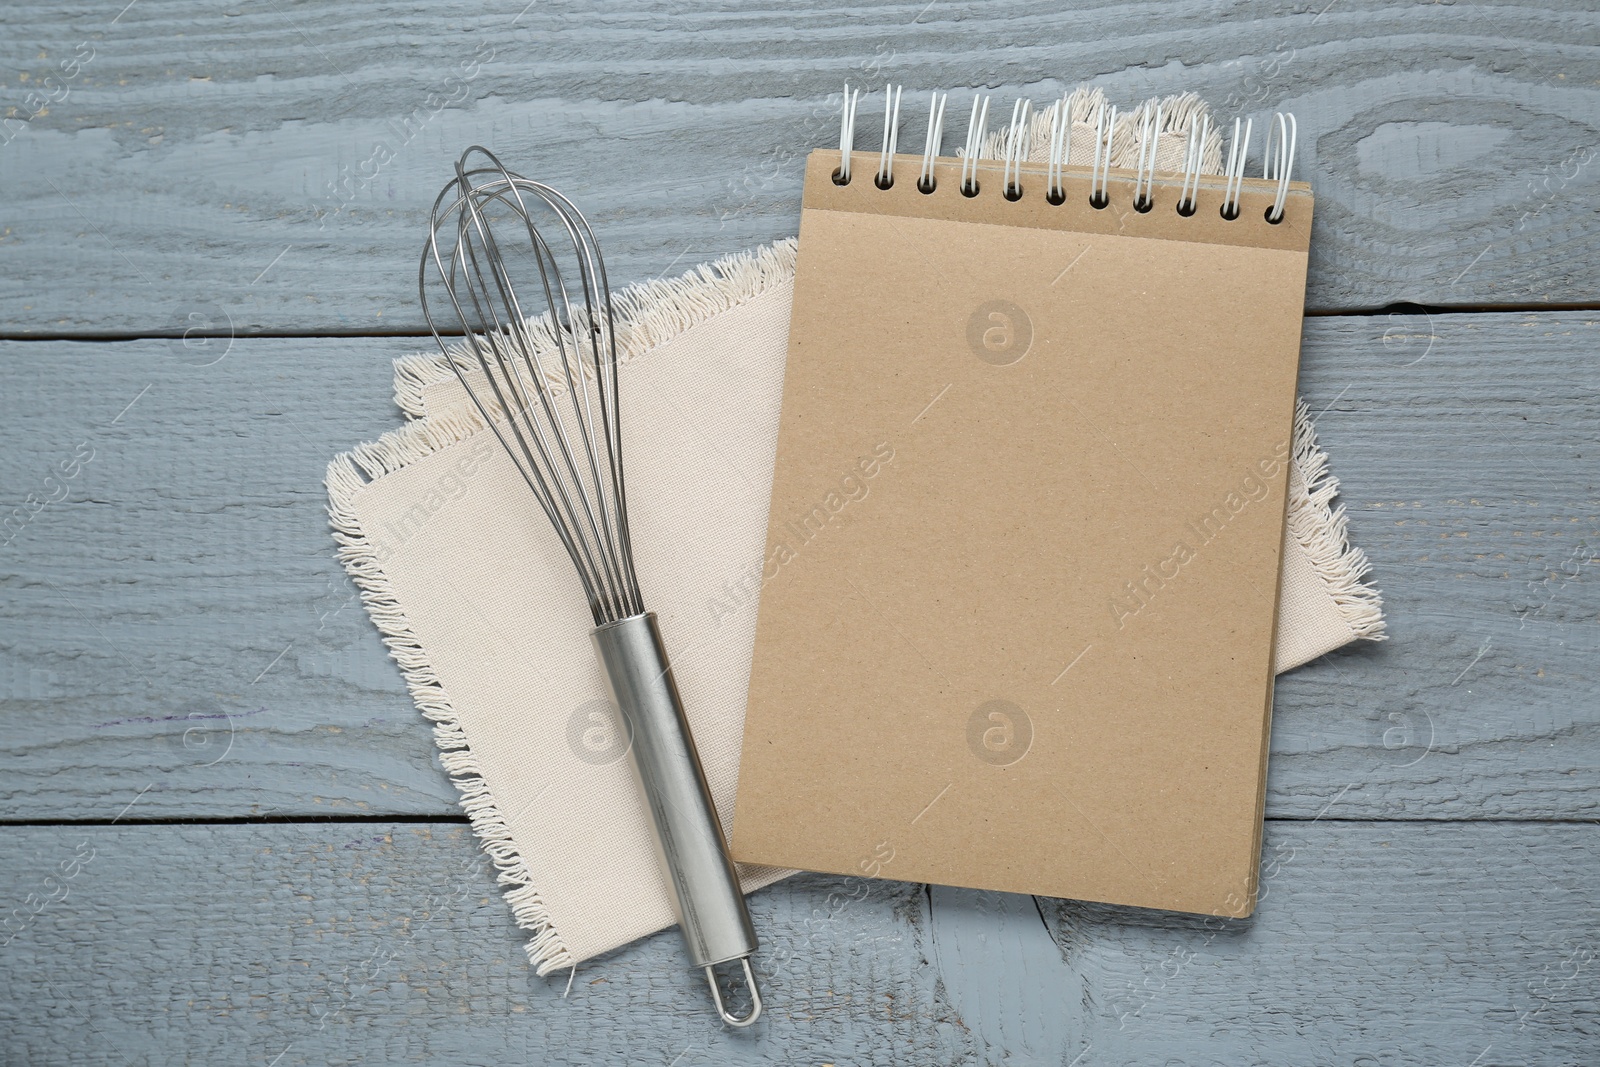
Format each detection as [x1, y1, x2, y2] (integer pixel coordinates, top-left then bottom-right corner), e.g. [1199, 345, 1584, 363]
[420, 146, 761, 1026]
[592, 615, 760, 984]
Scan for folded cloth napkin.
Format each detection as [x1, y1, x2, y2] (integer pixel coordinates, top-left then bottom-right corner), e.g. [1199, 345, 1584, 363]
[326, 93, 1384, 976]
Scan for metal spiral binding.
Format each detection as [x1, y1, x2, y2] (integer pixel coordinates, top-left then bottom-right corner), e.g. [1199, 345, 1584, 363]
[1221, 116, 1254, 220]
[918, 91, 948, 193]
[1178, 113, 1210, 216]
[875, 84, 903, 189]
[1089, 102, 1117, 208]
[960, 94, 990, 196]
[835, 82, 860, 185]
[1262, 112, 1298, 222]
[835, 87, 1298, 223]
[1046, 95, 1071, 204]
[1132, 104, 1163, 212]
[1002, 97, 1032, 200]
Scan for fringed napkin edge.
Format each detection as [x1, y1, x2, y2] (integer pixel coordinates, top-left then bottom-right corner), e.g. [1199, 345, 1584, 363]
[325, 240, 799, 974]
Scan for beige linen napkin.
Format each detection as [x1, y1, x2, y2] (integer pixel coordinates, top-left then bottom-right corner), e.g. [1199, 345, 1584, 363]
[328, 95, 1383, 974]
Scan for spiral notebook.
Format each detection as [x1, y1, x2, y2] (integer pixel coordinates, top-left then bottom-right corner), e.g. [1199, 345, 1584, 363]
[732, 90, 1314, 917]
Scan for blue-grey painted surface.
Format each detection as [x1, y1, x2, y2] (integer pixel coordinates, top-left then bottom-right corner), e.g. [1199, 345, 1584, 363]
[0, 1, 1596, 334]
[0, 1, 1596, 1063]
[0, 822, 1593, 1065]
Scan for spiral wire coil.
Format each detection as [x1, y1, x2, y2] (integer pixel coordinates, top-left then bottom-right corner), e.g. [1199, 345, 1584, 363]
[1046, 95, 1072, 203]
[875, 84, 903, 188]
[1089, 102, 1119, 207]
[918, 90, 948, 192]
[834, 86, 1297, 222]
[1262, 112, 1298, 222]
[1132, 103, 1163, 211]
[1178, 113, 1211, 215]
[960, 93, 991, 195]
[1221, 116, 1255, 219]
[1002, 97, 1033, 199]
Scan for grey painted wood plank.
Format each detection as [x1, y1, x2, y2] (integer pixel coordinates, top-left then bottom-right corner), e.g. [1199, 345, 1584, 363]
[0, 311, 1596, 822]
[0, 339, 443, 820]
[1286, 310, 1600, 820]
[0, 819, 1593, 1065]
[0, 0, 1597, 335]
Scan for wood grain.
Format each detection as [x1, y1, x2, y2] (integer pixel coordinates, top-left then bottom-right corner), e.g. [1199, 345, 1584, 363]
[1, 3, 1594, 1061]
[0, 820, 1592, 1065]
[1, 311, 1595, 822]
[0, 1, 1596, 335]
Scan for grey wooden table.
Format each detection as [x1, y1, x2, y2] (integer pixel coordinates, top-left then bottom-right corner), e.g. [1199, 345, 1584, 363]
[2, 2, 1597, 1064]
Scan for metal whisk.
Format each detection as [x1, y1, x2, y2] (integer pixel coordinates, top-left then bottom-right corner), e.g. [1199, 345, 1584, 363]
[420, 146, 762, 1027]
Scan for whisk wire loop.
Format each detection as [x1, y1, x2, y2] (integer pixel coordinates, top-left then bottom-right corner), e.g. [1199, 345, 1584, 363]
[421, 146, 643, 625]
[451, 181, 627, 617]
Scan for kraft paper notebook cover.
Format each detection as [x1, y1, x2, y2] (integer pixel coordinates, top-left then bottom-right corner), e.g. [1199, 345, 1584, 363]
[733, 94, 1314, 917]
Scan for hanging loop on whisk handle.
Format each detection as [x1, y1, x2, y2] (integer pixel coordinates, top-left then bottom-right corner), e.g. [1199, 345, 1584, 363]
[591, 612, 762, 1026]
